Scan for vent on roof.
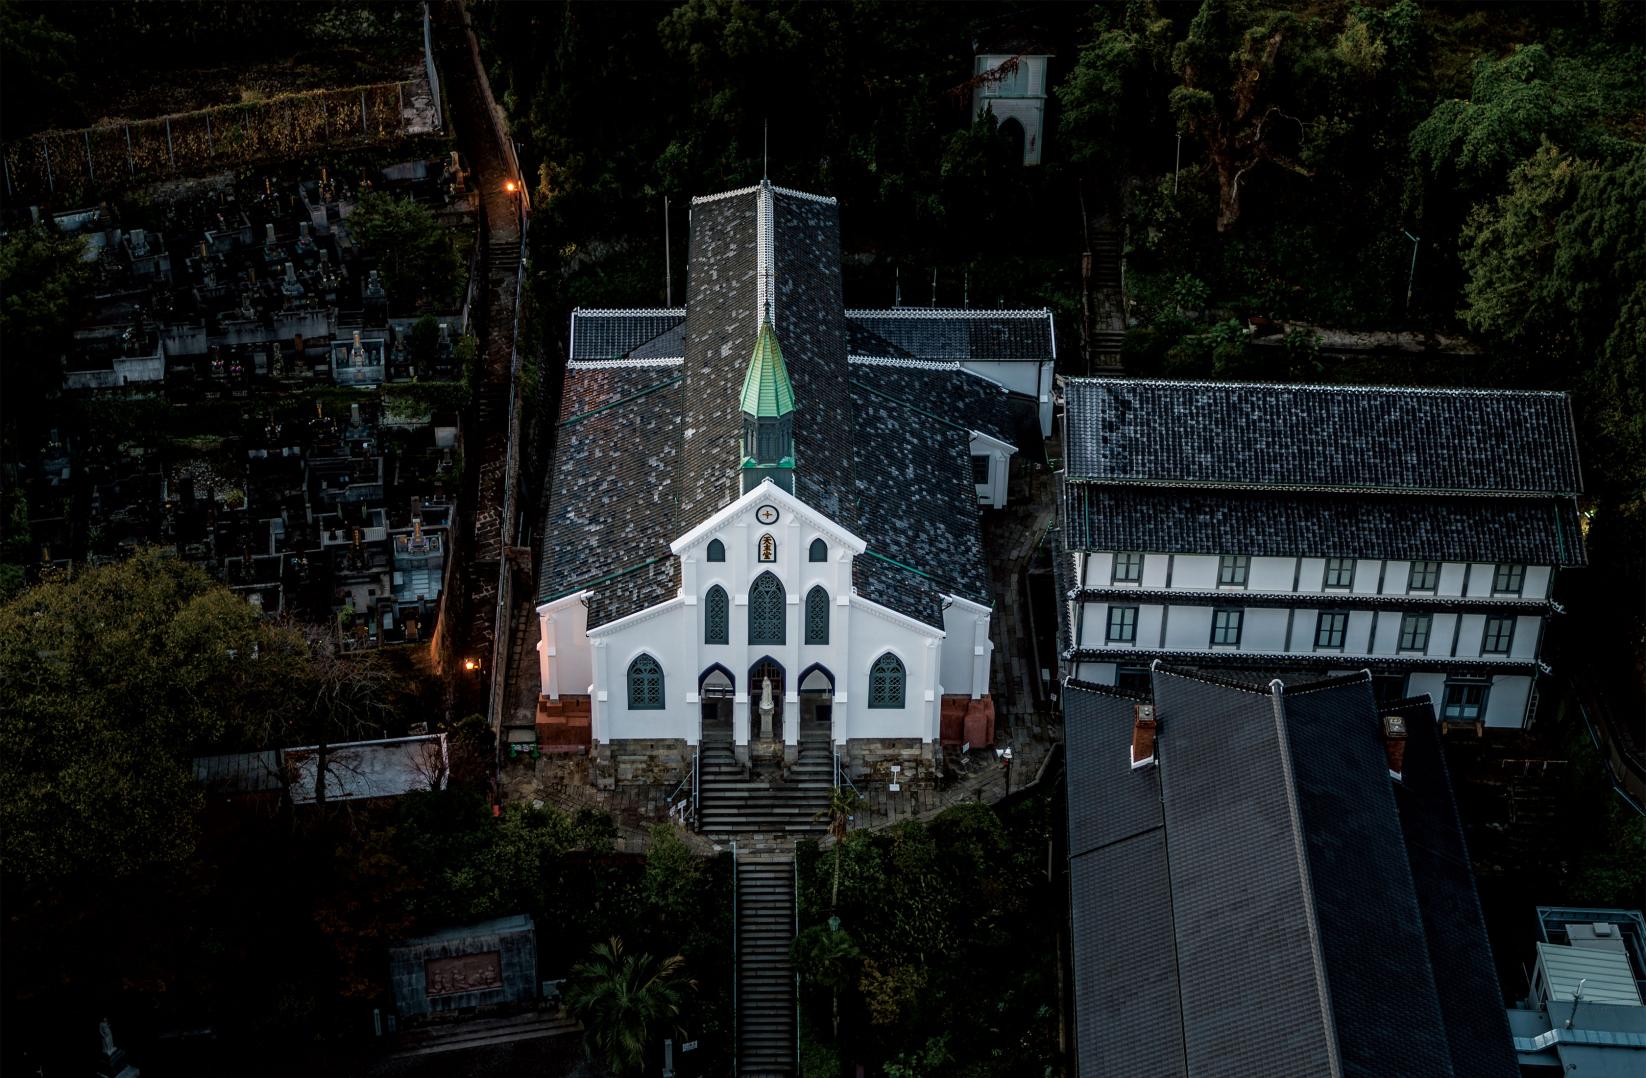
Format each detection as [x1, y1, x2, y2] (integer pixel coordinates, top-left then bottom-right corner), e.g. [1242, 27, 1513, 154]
[1131, 703, 1157, 769]
[1382, 713, 1408, 779]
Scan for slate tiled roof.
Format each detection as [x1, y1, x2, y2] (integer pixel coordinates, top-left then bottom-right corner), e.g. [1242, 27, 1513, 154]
[849, 360, 1020, 448]
[1064, 379, 1583, 494]
[537, 372, 682, 622]
[1062, 485, 1587, 566]
[1384, 696, 1521, 1078]
[539, 182, 996, 630]
[845, 308, 1054, 362]
[851, 380, 992, 617]
[570, 309, 685, 361]
[1062, 668, 1517, 1078]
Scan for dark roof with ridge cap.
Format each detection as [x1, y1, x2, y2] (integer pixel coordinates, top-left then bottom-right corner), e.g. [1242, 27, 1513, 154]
[1064, 378, 1583, 494]
[844, 308, 1054, 362]
[1061, 485, 1587, 565]
[1063, 668, 1517, 1078]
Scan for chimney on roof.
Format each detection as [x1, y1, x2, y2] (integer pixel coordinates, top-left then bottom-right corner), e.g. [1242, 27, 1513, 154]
[1131, 703, 1157, 769]
[1382, 713, 1408, 779]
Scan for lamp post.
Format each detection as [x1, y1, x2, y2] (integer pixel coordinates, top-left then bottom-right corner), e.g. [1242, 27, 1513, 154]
[1402, 230, 1420, 313]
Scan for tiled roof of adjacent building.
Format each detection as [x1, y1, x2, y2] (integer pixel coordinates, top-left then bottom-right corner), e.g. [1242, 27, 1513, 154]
[1063, 379, 1583, 494]
[537, 183, 1001, 628]
[1061, 485, 1587, 566]
[1064, 667, 1517, 1078]
[844, 308, 1054, 362]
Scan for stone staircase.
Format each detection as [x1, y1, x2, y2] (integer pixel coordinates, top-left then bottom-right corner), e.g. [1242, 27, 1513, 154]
[737, 856, 797, 1076]
[384, 1009, 579, 1059]
[1088, 224, 1125, 371]
[697, 726, 832, 840]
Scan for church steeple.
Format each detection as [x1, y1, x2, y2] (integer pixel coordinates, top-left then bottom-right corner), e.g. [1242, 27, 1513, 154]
[740, 304, 795, 493]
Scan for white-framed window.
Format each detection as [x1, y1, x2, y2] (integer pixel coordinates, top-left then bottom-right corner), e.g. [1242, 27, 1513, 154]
[1112, 551, 1144, 584]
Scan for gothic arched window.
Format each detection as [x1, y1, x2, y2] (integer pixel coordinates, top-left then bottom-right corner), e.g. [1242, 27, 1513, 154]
[749, 571, 786, 645]
[627, 654, 664, 710]
[706, 538, 725, 562]
[704, 585, 729, 645]
[809, 538, 828, 562]
[868, 652, 905, 709]
[805, 586, 829, 645]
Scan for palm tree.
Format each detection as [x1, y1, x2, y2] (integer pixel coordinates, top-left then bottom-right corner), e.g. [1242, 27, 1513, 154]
[817, 785, 864, 909]
[563, 936, 695, 1076]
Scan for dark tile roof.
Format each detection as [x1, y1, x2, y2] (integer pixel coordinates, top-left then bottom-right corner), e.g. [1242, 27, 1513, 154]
[1064, 379, 1583, 494]
[536, 372, 682, 622]
[1062, 485, 1587, 566]
[1063, 667, 1515, 1078]
[1150, 667, 1341, 1075]
[1281, 675, 1456, 1077]
[680, 191, 759, 523]
[775, 192, 857, 526]
[849, 360, 1020, 448]
[1071, 586, 1554, 615]
[570, 310, 685, 361]
[850, 380, 992, 620]
[1384, 696, 1520, 1078]
[1066, 645, 1540, 676]
[1063, 682, 1184, 1077]
[844, 309, 1054, 362]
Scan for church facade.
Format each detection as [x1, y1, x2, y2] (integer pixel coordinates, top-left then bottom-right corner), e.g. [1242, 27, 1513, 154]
[533, 181, 1054, 780]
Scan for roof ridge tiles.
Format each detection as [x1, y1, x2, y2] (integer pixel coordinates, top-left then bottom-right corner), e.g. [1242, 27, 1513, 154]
[1278, 670, 1375, 696]
[567, 357, 684, 370]
[845, 307, 1052, 318]
[1062, 675, 1150, 699]
[1147, 661, 1272, 694]
[1066, 375, 1574, 400]
[572, 307, 687, 317]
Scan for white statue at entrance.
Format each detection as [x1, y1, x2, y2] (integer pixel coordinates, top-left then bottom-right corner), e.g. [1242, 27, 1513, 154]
[758, 675, 775, 739]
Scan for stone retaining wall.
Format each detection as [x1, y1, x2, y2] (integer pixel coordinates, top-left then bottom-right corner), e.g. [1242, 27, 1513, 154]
[844, 737, 936, 787]
[593, 738, 692, 790]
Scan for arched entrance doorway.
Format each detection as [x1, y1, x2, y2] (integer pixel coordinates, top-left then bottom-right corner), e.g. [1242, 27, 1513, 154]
[699, 664, 734, 743]
[749, 656, 785, 741]
[998, 116, 1026, 165]
[798, 663, 834, 740]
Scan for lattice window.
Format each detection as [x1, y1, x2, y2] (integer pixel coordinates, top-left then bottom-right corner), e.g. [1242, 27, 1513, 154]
[706, 538, 725, 562]
[805, 586, 829, 644]
[809, 538, 828, 562]
[749, 571, 786, 645]
[627, 654, 664, 710]
[868, 652, 905, 709]
[704, 585, 729, 645]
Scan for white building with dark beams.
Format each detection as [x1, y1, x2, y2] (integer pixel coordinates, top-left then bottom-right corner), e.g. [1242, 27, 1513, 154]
[1059, 379, 1586, 729]
[532, 180, 1055, 780]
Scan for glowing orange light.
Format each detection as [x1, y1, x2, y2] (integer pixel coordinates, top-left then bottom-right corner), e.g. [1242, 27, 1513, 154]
[504, 180, 518, 194]
[463, 658, 479, 671]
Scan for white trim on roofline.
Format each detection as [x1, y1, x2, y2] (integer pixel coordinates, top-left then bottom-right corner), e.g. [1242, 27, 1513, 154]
[567, 357, 684, 370]
[845, 307, 1053, 319]
[669, 478, 867, 558]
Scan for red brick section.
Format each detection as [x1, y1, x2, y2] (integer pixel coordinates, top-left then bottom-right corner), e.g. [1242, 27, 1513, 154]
[536, 695, 592, 753]
[1131, 703, 1157, 768]
[1381, 713, 1408, 776]
[940, 696, 969, 745]
[964, 696, 996, 749]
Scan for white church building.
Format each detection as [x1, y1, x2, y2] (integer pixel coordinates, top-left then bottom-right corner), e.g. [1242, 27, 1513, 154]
[532, 180, 1055, 781]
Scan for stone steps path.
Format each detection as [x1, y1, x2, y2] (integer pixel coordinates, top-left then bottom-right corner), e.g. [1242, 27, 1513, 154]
[737, 856, 796, 1076]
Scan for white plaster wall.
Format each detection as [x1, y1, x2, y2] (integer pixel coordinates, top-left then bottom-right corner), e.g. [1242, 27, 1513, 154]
[844, 604, 940, 742]
[1250, 557, 1295, 591]
[1525, 566, 1553, 599]
[1351, 560, 1380, 595]
[1244, 608, 1289, 651]
[1171, 555, 1218, 590]
[1486, 675, 1533, 729]
[1465, 564, 1495, 598]
[1083, 552, 1111, 588]
[1164, 606, 1212, 649]
[594, 602, 697, 743]
[940, 600, 992, 699]
[1141, 554, 1169, 588]
[1407, 672, 1448, 706]
[1437, 562, 1468, 596]
[539, 597, 592, 700]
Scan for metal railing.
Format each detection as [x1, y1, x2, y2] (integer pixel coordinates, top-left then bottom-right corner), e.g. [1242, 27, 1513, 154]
[731, 839, 739, 1076]
[692, 747, 701, 828]
[793, 855, 801, 1072]
[833, 750, 860, 797]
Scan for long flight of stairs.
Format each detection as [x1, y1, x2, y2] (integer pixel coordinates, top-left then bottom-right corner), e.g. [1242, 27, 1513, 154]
[737, 856, 797, 1076]
[697, 724, 832, 839]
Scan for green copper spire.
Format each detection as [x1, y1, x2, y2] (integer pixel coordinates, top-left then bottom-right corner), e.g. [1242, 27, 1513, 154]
[739, 316, 796, 418]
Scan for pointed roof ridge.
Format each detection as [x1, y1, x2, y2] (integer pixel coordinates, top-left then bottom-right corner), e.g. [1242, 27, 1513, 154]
[740, 314, 795, 417]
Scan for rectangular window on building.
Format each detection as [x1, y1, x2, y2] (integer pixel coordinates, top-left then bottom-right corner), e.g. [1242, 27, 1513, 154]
[1116, 665, 1151, 693]
[1106, 606, 1138, 644]
[1372, 672, 1408, 703]
[971, 454, 990, 485]
[1324, 558, 1355, 589]
[1112, 551, 1143, 584]
[1398, 613, 1432, 652]
[1482, 616, 1515, 654]
[1441, 679, 1489, 722]
[1210, 608, 1243, 647]
[1492, 563, 1525, 595]
[1218, 555, 1249, 587]
[1408, 560, 1440, 591]
[1314, 611, 1348, 649]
